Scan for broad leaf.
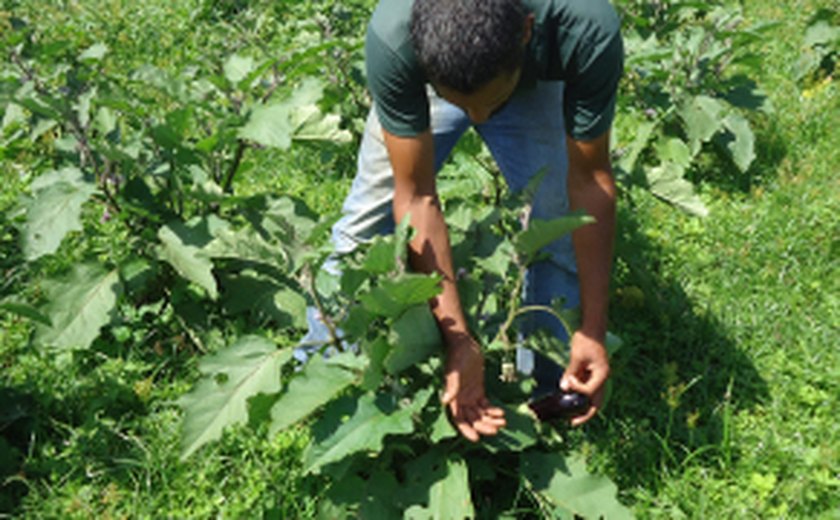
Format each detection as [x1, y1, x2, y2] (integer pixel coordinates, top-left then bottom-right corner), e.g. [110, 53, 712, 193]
[269, 353, 358, 434]
[360, 273, 442, 318]
[521, 452, 633, 519]
[646, 163, 709, 217]
[35, 264, 120, 349]
[179, 337, 291, 459]
[482, 406, 538, 452]
[680, 95, 725, 154]
[289, 104, 352, 144]
[23, 167, 96, 260]
[304, 388, 432, 474]
[722, 112, 756, 172]
[404, 453, 475, 520]
[223, 54, 255, 84]
[157, 220, 218, 299]
[238, 78, 323, 149]
[384, 304, 442, 374]
[514, 215, 594, 262]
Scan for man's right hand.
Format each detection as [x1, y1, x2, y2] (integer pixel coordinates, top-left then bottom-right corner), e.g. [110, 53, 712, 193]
[441, 336, 506, 442]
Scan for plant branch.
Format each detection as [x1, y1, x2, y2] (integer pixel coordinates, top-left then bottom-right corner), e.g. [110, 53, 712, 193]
[222, 139, 247, 193]
[302, 263, 342, 352]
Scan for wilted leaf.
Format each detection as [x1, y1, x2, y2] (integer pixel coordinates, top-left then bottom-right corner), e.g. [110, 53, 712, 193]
[384, 304, 442, 374]
[304, 388, 432, 474]
[35, 264, 121, 349]
[521, 451, 633, 519]
[646, 163, 709, 217]
[269, 353, 358, 434]
[23, 167, 96, 260]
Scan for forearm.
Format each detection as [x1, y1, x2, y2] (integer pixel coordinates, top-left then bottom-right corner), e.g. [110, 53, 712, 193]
[393, 193, 471, 345]
[567, 146, 616, 341]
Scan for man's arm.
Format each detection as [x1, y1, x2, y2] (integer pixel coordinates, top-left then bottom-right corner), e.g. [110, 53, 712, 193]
[561, 130, 616, 426]
[383, 128, 505, 441]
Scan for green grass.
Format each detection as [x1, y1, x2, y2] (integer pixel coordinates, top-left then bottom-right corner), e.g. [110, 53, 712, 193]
[2, 0, 838, 517]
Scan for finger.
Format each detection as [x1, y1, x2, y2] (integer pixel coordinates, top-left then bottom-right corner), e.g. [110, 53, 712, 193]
[571, 405, 598, 427]
[453, 413, 480, 442]
[478, 399, 505, 419]
[562, 373, 587, 394]
[441, 376, 459, 405]
[473, 417, 502, 436]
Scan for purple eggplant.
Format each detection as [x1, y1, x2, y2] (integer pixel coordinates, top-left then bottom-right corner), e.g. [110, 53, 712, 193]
[528, 391, 590, 421]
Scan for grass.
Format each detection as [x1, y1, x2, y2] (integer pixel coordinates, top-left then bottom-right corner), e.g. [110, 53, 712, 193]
[2, 0, 838, 517]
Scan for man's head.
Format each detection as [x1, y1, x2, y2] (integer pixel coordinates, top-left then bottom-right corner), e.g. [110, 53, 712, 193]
[411, 0, 531, 106]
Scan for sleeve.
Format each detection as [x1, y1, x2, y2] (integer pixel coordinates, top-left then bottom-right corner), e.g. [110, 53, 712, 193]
[365, 27, 430, 137]
[563, 26, 624, 141]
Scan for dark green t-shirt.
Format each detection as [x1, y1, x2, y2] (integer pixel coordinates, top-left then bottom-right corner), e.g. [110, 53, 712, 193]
[366, 0, 623, 140]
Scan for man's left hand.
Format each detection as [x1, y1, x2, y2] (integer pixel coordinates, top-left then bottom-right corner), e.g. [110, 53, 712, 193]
[560, 331, 611, 426]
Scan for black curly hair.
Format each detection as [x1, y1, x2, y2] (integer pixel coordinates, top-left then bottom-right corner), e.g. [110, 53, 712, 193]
[410, 0, 527, 94]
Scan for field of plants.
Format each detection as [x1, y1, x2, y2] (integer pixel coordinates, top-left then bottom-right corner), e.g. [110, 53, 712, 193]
[1, 0, 838, 517]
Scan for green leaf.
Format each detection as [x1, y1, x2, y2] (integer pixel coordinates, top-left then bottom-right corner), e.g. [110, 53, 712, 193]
[514, 215, 595, 262]
[521, 452, 633, 519]
[404, 454, 475, 520]
[361, 237, 397, 275]
[646, 163, 709, 217]
[223, 54, 255, 84]
[79, 42, 108, 61]
[482, 406, 538, 453]
[289, 104, 352, 144]
[35, 264, 121, 349]
[429, 407, 457, 443]
[616, 118, 656, 174]
[23, 167, 96, 260]
[384, 304, 442, 374]
[157, 220, 218, 299]
[238, 78, 323, 149]
[680, 95, 725, 154]
[304, 388, 432, 474]
[722, 112, 756, 173]
[0, 300, 52, 326]
[179, 337, 291, 459]
[360, 273, 442, 318]
[656, 137, 692, 169]
[269, 353, 358, 435]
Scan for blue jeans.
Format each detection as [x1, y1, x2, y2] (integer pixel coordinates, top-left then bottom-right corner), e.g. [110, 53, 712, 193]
[307, 82, 577, 393]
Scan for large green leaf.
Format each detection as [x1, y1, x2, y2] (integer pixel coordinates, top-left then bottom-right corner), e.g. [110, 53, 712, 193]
[23, 167, 96, 260]
[514, 215, 594, 263]
[269, 353, 358, 434]
[680, 95, 725, 155]
[482, 406, 538, 453]
[35, 264, 121, 349]
[384, 304, 442, 374]
[404, 453, 475, 520]
[722, 112, 756, 173]
[360, 273, 442, 318]
[238, 78, 328, 149]
[303, 388, 432, 474]
[646, 162, 709, 217]
[521, 452, 633, 519]
[157, 220, 218, 299]
[179, 337, 291, 459]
